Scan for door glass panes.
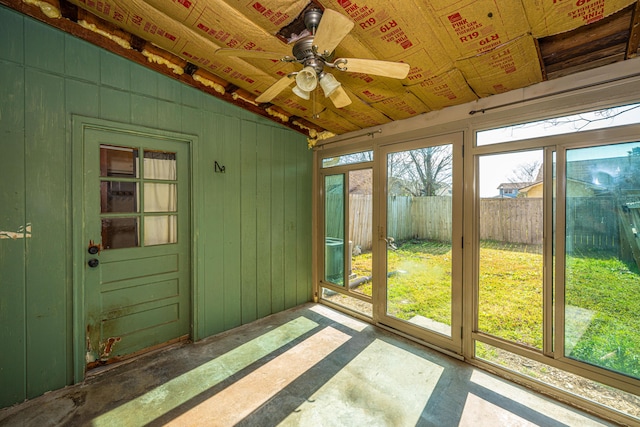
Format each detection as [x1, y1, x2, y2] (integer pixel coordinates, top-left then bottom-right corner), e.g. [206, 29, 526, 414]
[99, 145, 178, 249]
[100, 182, 138, 213]
[144, 215, 177, 246]
[478, 150, 544, 349]
[325, 174, 345, 286]
[144, 151, 177, 180]
[143, 183, 177, 212]
[564, 141, 640, 380]
[349, 169, 373, 297]
[100, 145, 138, 177]
[102, 218, 139, 250]
[386, 145, 453, 337]
[321, 287, 373, 317]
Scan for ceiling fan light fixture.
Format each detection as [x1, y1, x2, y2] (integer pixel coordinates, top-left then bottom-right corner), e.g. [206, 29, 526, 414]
[295, 66, 318, 92]
[319, 72, 341, 97]
[292, 85, 311, 100]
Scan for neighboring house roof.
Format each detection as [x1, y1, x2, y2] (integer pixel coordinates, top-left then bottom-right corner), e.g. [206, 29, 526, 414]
[518, 181, 542, 194]
[518, 178, 609, 197]
[497, 182, 533, 190]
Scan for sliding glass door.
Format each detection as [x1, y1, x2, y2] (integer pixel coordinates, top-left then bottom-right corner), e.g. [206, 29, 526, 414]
[377, 134, 463, 353]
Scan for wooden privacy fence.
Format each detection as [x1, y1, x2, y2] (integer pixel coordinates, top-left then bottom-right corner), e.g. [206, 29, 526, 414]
[388, 196, 452, 243]
[480, 198, 542, 246]
[327, 195, 619, 252]
[565, 197, 619, 252]
[350, 195, 373, 250]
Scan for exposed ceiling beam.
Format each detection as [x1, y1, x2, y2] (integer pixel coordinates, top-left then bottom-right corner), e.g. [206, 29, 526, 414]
[627, 0, 640, 58]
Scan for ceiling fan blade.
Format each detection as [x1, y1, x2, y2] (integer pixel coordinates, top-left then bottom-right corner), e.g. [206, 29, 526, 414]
[335, 58, 411, 79]
[255, 75, 294, 103]
[214, 48, 286, 60]
[313, 9, 354, 56]
[329, 86, 352, 108]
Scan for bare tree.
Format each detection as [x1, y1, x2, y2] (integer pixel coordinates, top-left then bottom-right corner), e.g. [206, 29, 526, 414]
[388, 145, 453, 196]
[508, 160, 541, 184]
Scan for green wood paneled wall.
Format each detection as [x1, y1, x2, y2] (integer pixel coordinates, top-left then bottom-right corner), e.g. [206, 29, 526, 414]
[0, 5, 312, 408]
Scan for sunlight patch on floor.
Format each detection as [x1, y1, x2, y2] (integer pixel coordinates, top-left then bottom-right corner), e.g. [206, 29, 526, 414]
[459, 393, 539, 427]
[91, 316, 319, 426]
[466, 370, 610, 427]
[165, 326, 351, 426]
[278, 338, 444, 426]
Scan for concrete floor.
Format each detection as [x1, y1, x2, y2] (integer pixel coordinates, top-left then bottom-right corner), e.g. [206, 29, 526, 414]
[0, 303, 618, 427]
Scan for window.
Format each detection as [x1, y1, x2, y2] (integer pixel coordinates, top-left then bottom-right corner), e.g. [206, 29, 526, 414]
[473, 107, 640, 421]
[563, 141, 640, 380]
[322, 151, 373, 168]
[477, 103, 640, 146]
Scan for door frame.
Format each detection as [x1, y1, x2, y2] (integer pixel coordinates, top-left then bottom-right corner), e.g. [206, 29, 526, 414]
[375, 133, 464, 355]
[71, 116, 201, 382]
[313, 133, 464, 356]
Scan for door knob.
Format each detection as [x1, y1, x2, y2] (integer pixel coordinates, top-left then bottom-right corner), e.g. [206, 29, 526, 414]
[88, 240, 102, 255]
[88, 258, 99, 268]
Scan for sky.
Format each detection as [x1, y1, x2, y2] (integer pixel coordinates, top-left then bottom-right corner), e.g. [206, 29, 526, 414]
[476, 103, 640, 197]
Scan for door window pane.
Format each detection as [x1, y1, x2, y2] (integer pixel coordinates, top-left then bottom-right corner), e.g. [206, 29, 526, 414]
[100, 145, 138, 177]
[386, 145, 453, 337]
[321, 287, 372, 317]
[144, 215, 177, 246]
[349, 169, 373, 297]
[102, 217, 139, 249]
[325, 174, 345, 286]
[478, 150, 544, 349]
[144, 183, 177, 212]
[564, 141, 640, 380]
[100, 181, 138, 213]
[144, 150, 177, 180]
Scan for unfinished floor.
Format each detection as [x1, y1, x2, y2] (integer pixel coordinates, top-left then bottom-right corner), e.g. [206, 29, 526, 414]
[0, 303, 618, 427]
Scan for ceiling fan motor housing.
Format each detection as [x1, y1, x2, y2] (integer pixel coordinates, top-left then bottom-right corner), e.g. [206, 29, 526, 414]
[304, 8, 323, 33]
[292, 36, 329, 75]
[292, 36, 317, 61]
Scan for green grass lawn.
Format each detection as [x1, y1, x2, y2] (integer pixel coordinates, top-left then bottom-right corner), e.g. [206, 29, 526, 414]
[565, 254, 640, 378]
[385, 240, 452, 325]
[351, 239, 640, 379]
[478, 244, 544, 349]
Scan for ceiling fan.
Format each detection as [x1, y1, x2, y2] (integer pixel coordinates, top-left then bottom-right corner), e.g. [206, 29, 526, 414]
[214, 8, 411, 108]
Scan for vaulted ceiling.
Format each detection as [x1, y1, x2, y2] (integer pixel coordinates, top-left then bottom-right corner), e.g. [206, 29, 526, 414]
[5, 0, 640, 143]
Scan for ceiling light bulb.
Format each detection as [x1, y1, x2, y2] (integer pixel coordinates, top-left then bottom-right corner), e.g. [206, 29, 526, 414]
[295, 66, 318, 92]
[292, 85, 310, 100]
[319, 73, 341, 97]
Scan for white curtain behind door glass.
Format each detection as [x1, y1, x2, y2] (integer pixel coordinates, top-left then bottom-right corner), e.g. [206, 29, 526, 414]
[144, 154, 177, 246]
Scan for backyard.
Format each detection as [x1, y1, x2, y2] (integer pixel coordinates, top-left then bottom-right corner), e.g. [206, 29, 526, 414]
[342, 238, 640, 416]
[349, 239, 640, 379]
